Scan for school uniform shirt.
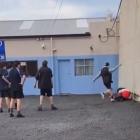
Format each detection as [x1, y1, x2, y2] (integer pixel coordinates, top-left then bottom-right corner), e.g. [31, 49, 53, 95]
[0, 68, 9, 91]
[8, 68, 22, 91]
[36, 66, 53, 89]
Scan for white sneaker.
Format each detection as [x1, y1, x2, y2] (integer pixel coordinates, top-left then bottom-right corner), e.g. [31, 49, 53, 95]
[110, 98, 115, 102]
[100, 93, 105, 99]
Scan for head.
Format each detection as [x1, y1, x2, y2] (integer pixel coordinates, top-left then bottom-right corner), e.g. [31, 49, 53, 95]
[105, 62, 110, 67]
[13, 61, 20, 68]
[0, 61, 6, 69]
[7, 62, 13, 69]
[42, 60, 48, 67]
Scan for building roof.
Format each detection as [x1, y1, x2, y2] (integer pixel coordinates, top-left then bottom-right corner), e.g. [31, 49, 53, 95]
[0, 19, 91, 39]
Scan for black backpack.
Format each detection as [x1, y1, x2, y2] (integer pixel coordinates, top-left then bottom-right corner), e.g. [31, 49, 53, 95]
[101, 67, 110, 76]
[101, 67, 113, 83]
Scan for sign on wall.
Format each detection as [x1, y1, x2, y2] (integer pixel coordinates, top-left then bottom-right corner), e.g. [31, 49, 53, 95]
[0, 40, 6, 61]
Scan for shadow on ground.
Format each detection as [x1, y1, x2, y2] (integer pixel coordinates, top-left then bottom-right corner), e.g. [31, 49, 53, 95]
[0, 95, 140, 140]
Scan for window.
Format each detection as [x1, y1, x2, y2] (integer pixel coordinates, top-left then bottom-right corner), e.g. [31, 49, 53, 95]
[75, 59, 93, 76]
[6, 60, 38, 77]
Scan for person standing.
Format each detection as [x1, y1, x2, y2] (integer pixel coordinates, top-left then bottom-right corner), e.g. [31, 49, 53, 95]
[35, 60, 58, 111]
[8, 61, 26, 117]
[93, 62, 121, 101]
[0, 62, 11, 112]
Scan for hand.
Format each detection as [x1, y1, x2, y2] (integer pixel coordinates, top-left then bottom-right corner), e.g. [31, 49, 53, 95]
[8, 82, 11, 88]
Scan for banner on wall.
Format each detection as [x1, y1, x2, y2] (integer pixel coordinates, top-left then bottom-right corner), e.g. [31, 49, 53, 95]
[0, 40, 6, 61]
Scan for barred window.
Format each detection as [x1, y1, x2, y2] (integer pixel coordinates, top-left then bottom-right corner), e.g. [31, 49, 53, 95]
[75, 59, 93, 76]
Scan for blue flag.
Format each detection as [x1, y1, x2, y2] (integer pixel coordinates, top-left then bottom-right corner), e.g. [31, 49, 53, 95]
[0, 40, 6, 61]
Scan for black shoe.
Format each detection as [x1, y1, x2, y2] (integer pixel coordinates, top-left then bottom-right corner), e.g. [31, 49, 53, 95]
[51, 105, 58, 110]
[37, 106, 43, 111]
[10, 113, 14, 117]
[8, 108, 10, 113]
[16, 113, 25, 118]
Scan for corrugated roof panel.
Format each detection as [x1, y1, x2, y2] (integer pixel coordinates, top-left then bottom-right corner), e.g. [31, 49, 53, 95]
[0, 19, 90, 37]
[20, 21, 34, 30]
[76, 19, 88, 28]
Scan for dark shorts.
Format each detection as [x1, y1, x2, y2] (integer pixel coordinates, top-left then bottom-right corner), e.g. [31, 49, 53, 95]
[0, 89, 10, 98]
[104, 82, 111, 89]
[10, 86, 24, 99]
[4, 89, 11, 98]
[0, 91, 5, 98]
[10, 90, 24, 99]
[40, 88, 52, 97]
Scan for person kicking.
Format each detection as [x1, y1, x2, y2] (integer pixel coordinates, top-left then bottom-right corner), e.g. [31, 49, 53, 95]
[93, 62, 121, 101]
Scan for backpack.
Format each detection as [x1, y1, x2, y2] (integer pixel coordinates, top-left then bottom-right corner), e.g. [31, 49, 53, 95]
[101, 67, 113, 83]
[101, 67, 110, 76]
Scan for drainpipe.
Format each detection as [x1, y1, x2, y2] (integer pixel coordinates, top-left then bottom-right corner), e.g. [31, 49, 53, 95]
[50, 37, 53, 69]
[50, 37, 55, 94]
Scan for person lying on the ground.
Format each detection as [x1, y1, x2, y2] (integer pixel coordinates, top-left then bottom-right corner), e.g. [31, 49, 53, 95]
[111, 88, 132, 102]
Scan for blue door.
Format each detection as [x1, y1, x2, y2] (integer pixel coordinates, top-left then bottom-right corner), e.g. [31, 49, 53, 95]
[58, 60, 71, 94]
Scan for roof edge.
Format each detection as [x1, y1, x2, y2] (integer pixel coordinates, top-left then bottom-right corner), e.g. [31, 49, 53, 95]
[0, 32, 91, 39]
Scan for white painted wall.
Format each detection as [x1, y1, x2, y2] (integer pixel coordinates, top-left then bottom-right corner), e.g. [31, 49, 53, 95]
[119, 0, 140, 94]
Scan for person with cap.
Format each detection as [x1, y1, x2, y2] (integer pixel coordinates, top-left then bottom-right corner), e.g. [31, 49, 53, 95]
[35, 60, 58, 111]
[93, 62, 121, 101]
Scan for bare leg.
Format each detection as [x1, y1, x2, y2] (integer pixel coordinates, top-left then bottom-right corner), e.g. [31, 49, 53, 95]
[48, 96, 58, 110]
[106, 89, 113, 98]
[48, 96, 53, 109]
[9, 98, 15, 117]
[39, 95, 44, 106]
[38, 95, 44, 111]
[10, 98, 14, 109]
[5, 97, 10, 109]
[0, 97, 3, 112]
[16, 99, 21, 112]
[16, 99, 24, 117]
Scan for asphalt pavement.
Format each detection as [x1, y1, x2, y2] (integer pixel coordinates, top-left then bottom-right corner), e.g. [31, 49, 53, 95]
[0, 95, 140, 140]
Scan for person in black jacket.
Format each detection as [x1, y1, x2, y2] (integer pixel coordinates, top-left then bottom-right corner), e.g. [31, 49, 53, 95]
[8, 61, 26, 117]
[35, 60, 58, 111]
[93, 62, 121, 101]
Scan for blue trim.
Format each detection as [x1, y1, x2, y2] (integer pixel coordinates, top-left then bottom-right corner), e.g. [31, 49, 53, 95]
[7, 54, 119, 95]
[0, 40, 6, 60]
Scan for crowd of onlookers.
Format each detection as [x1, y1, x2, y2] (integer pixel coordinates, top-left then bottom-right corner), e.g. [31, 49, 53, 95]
[0, 60, 58, 118]
[0, 61, 25, 117]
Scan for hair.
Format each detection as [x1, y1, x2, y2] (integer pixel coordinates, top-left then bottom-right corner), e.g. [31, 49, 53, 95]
[13, 61, 20, 68]
[105, 62, 110, 66]
[0, 61, 6, 68]
[42, 60, 48, 67]
[7, 62, 13, 69]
